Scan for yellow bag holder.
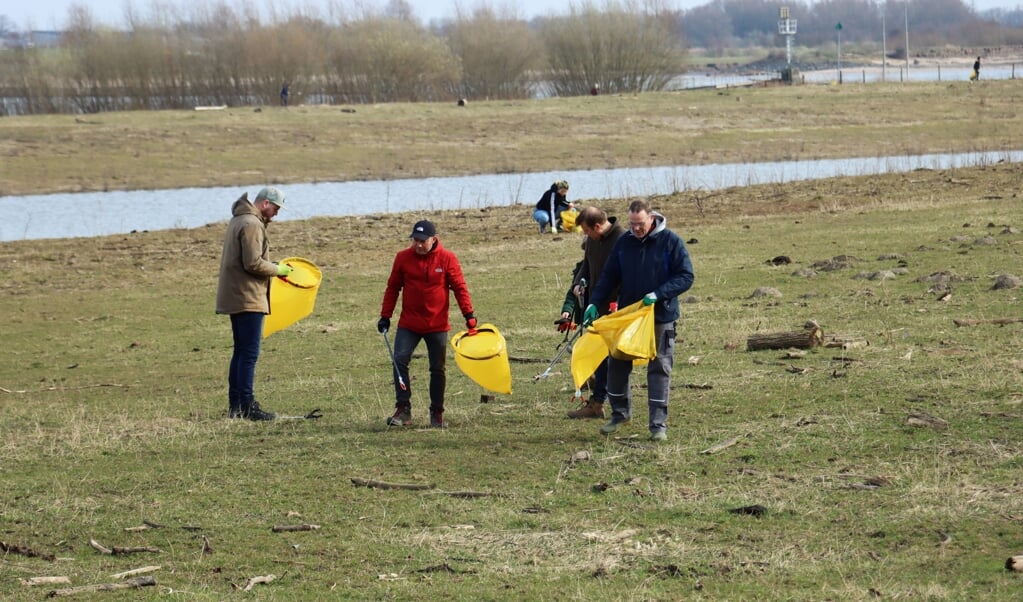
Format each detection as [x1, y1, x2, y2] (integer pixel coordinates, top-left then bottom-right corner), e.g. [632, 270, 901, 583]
[570, 300, 655, 391]
[450, 323, 513, 395]
[263, 257, 322, 338]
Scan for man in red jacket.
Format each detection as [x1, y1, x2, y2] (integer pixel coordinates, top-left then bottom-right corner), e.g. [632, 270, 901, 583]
[378, 220, 476, 428]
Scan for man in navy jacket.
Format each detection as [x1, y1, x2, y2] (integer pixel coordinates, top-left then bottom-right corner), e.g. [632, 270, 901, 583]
[584, 199, 695, 441]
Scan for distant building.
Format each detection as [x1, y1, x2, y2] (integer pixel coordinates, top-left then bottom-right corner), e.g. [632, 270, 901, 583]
[0, 30, 62, 49]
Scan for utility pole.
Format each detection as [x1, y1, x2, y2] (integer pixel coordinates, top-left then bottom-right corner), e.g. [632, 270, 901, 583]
[836, 22, 843, 83]
[904, 3, 910, 80]
[881, 6, 887, 82]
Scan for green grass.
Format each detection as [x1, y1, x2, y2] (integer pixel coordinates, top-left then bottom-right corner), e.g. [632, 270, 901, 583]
[1, 162, 1022, 599]
[3, 81, 1023, 196]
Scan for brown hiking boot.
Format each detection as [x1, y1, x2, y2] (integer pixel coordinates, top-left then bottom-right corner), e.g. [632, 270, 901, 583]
[567, 399, 605, 419]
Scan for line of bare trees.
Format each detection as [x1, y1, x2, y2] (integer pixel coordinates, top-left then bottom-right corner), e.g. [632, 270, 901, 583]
[0, 2, 685, 115]
[2, 0, 1020, 115]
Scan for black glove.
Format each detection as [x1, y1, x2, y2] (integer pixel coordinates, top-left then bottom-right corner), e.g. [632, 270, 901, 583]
[465, 313, 477, 330]
[377, 317, 390, 333]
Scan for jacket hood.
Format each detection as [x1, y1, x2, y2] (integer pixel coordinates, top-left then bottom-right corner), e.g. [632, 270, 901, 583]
[648, 211, 668, 237]
[232, 196, 265, 223]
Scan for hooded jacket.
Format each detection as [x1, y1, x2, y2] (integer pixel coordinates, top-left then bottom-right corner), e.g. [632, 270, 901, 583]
[215, 194, 279, 315]
[381, 238, 474, 334]
[535, 185, 571, 227]
[574, 215, 626, 314]
[590, 212, 694, 324]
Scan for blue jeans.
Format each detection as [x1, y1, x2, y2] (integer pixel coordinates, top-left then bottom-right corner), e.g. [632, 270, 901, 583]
[229, 312, 264, 411]
[392, 328, 448, 411]
[532, 209, 555, 232]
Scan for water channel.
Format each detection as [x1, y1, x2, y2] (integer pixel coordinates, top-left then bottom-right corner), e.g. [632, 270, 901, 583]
[2, 149, 1021, 242]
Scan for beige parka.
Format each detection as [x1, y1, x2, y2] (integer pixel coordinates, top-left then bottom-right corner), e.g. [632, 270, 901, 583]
[215, 193, 279, 315]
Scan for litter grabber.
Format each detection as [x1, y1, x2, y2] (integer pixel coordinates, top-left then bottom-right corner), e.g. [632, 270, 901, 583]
[533, 325, 585, 382]
[381, 330, 407, 392]
[275, 408, 324, 420]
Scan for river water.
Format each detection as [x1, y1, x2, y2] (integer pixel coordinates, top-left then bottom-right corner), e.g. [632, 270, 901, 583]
[2, 149, 1021, 242]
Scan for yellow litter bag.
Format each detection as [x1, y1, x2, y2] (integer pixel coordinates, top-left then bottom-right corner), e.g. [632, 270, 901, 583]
[559, 208, 581, 233]
[450, 323, 512, 394]
[570, 331, 609, 391]
[263, 257, 322, 338]
[592, 300, 657, 361]
[570, 301, 656, 389]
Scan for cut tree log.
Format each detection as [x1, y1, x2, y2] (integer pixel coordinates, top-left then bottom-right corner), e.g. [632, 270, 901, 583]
[747, 324, 823, 351]
[1006, 555, 1023, 571]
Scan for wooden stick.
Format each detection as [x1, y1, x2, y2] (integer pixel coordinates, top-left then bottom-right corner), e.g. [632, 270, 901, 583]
[271, 524, 321, 532]
[110, 566, 160, 579]
[700, 435, 743, 455]
[48, 576, 156, 597]
[20, 576, 71, 586]
[243, 574, 276, 591]
[953, 317, 1023, 327]
[89, 539, 161, 555]
[351, 477, 436, 490]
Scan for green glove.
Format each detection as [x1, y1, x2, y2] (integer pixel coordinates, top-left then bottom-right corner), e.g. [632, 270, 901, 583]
[643, 292, 657, 306]
[276, 263, 293, 277]
[582, 304, 598, 326]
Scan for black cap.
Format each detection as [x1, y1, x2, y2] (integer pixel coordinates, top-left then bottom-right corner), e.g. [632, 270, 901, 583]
[410, 220, 436, 240]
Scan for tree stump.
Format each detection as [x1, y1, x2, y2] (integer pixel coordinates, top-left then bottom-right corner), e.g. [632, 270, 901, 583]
[747, 324, 823, 351]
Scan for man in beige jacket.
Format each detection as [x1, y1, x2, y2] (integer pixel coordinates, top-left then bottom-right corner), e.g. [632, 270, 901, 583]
[216, 187, 291, 420]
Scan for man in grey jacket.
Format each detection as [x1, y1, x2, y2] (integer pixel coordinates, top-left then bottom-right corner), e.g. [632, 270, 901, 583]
[216, 187, 292, 420]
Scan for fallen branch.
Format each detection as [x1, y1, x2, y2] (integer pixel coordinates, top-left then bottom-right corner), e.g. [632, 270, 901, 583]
[47, 576, 156, 597]
[429, 491, 505, 499]
[700, 435, 744, 455]
[351, 477, 436, 491]
[953, 317, 1023, 327]
[110, 566, 160, 580]
[20, 576, 70, 587]
[242, 574, 276, 591]
[1, 541, 56, 561]
[271, 524, 321, 532]
[89, 539, 161, 555]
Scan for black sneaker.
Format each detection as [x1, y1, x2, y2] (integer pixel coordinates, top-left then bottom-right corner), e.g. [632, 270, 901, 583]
[386, 406, 412, 427]
[430, 409, 446, 429]
[244, 401, 276, 421]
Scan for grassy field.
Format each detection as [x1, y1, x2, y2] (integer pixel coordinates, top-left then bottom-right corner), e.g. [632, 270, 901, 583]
[2, 80, 1023, 196]
[1, 85, 1023, 600]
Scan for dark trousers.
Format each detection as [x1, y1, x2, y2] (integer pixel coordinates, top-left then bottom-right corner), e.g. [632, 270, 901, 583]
[591, 357, 609, 402]
[393, 328, 447, 411]
[229, 312, 264, 411]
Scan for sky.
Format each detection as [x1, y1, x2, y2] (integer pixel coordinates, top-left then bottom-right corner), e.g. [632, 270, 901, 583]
[2, 0, 1016, 30]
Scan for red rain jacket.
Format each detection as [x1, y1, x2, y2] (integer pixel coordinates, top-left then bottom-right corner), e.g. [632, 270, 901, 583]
[380, 238, 474, 334]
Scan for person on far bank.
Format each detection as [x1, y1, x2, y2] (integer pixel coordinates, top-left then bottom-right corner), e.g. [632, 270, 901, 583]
[378, 220, 476, 429]
[972, 57, 981, 81]
[583, 199, 694, 441]
[564, 206, 626, 420]
[280, 82, 289, 106]
[215, 187, 291, 421]
[532, 180, 571, 234]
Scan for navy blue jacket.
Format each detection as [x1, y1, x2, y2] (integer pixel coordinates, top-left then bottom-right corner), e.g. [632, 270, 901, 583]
[589, 212, 695, 324]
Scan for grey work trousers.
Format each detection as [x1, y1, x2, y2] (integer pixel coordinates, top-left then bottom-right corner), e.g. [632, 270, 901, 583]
[605, 321, 676, 433]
